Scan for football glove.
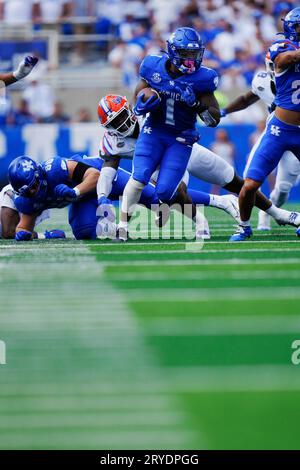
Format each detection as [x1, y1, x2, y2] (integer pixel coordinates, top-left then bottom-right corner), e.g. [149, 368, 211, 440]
[15, 230, 32, 241]
[13, 56, 39, 81]
[133, 93, 161, 116]
[176, 129, 200, 147]
[54, 184, 79, 201]
[179, 85, 197, 108]
[44, 229, 66, 239]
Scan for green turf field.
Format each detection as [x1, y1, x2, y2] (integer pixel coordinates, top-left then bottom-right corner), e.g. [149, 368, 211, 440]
[1, 206, 300, 450]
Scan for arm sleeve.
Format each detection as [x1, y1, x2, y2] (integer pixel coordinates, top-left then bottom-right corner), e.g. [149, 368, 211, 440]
[97, 166, 117, 199]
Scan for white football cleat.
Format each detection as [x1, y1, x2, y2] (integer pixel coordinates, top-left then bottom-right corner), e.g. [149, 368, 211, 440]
[257, 210, 271, 231]
[274, 210, 300, 227]
[195, 211, 211, 240]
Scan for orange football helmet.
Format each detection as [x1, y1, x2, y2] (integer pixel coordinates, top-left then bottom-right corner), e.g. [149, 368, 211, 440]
[97, 94, 136, 137]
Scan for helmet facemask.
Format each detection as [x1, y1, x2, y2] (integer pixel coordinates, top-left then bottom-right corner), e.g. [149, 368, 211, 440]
[105, 106, 137, 137]
[172, 47, 205, 74]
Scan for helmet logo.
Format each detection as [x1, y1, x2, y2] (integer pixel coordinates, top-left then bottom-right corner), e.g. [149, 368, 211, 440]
[21, 160, 35, 171]
[112, 96, 122, 105]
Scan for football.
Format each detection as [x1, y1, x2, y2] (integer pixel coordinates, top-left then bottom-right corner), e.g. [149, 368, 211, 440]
[138, 87, 160, 103]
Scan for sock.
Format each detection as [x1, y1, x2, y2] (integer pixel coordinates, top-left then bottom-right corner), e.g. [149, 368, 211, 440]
[188, 189, 210, 206]
[267, 204, 295, 222]
[118, 220, 129, 230]
[97, 166, 117, 200]
[121, 177, 145, 219]
[209, 194, 225, 208]
[240, 219, 250, 227]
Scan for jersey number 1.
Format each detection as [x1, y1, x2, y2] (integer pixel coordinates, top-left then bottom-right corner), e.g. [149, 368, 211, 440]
[165, 98, 175, 126]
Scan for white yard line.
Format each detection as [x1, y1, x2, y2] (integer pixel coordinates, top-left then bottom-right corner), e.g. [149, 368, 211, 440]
[164, 365, 300, 392]
[102, 258, 300, 267]
[107, 270, 300, 282]
[125, 286, 300, 301]
[1, 239, 299, 250]
[143, 314, 300, 336]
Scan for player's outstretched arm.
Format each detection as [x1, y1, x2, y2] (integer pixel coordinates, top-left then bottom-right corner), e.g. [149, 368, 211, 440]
[66, 160, 100, 197]
[0, 56, 38, 87]
[197, 92, 221, 127]
[222, 91, 260, 116]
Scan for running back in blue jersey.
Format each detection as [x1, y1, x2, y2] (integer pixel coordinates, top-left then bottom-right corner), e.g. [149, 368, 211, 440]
[269, 39, 300, 111]
[140, 54, 219, 132]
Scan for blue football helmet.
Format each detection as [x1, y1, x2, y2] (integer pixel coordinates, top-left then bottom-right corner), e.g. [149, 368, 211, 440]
[282, 7, 300, 42]
[8, 156, 47, 199]
[166, 27, 205, 74]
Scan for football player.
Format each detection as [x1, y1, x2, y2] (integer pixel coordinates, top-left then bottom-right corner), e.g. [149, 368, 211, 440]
[116, 27, 221, 240]
[230, 6, 300, 241]
[0, 184, 64, 240]
[8, 155, 100, 241]
[221, 54, 300, 231]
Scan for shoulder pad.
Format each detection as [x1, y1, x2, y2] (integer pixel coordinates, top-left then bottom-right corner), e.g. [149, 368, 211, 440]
[140, 55, 164, 81]
[195, 67, 219, 92]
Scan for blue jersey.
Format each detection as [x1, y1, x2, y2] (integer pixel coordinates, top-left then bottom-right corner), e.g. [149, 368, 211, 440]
[140, 54, 218, 132]
[269, 39, 300, 112]
[14, 156, 104, 215]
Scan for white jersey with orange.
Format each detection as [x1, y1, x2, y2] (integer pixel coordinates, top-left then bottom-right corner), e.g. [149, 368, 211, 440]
[251, 70, 275, 109]
[100, 130, 137, 160]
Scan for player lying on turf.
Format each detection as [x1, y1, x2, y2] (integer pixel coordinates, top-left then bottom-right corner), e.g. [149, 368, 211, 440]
[0, 184, 65, 240]
[229, 6, 300, 242]
[7, 155, 100, 241]
[221, 54, 300, 231]
[7, 154, 219, 241]
[97, 93, 300, 239]
[0, 56, 38, 87]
